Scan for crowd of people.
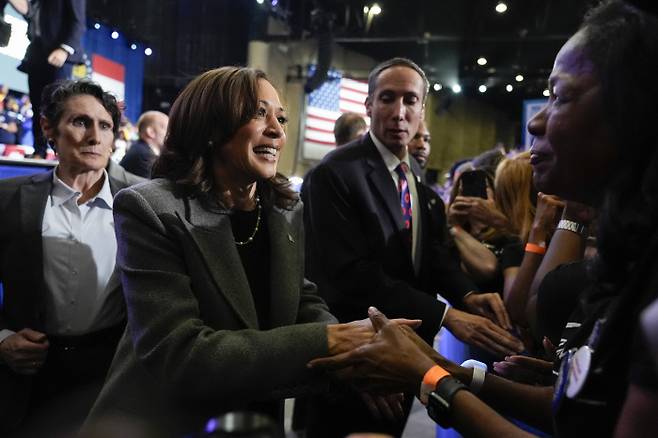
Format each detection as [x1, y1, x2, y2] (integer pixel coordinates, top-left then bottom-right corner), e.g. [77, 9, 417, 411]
[0, 0, 657, 437]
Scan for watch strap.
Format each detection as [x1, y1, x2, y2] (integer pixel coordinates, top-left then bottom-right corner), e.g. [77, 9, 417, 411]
[427, 376, 469, 428]
[557, 219, 588, 237]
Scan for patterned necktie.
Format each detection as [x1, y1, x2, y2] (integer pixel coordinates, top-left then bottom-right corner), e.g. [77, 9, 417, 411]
[395, 162, 412, 231]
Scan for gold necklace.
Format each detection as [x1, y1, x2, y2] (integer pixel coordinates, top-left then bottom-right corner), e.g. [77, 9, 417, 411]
[234, 197, 261, 246]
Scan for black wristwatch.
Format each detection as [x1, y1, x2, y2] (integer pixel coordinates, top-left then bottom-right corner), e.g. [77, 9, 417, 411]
[426, 376, 469, 428]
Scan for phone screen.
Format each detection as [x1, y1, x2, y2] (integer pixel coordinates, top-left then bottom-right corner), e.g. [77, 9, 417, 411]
[460, 170, 488, 199]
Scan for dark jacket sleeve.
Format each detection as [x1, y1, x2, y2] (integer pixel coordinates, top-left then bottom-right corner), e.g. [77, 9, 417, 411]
[62, 0, 86, 52]
[420, 185, 478, 305]
[306, 163, 447, 341]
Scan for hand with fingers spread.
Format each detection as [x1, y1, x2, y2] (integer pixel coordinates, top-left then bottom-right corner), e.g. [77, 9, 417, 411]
[442, 308, 524, 358]
[0, 328, 49, 375]
[463, 292, 513, 331]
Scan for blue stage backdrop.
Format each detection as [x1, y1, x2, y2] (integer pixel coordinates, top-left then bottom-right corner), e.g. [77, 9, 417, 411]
[83, 23, 145, 123]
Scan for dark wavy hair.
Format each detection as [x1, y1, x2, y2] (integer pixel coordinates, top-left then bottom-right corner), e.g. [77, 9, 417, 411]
[152, 66, 297, 209]
[579, 1, 658, 289]
[40, 79, 121, 138]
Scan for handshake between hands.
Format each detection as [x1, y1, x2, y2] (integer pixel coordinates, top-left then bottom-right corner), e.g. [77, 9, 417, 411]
[313, 301, 525, 421]
[311, 308, 462, 421]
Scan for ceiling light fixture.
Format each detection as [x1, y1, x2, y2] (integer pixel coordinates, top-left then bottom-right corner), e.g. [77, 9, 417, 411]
[477, 57, 487, 66]
[543, 89, 550, 97]
[452, 84, 462, 94]
[433, 83, 442, 91]
[144, 47, 153, 56]
[370, 3, 382, 15]
[515, 74, 524, 82]
[111, 31, 119, 40]
[478, 85, 487, 93]
[506, 84, 513, 92]
[495, 2, 508, 13]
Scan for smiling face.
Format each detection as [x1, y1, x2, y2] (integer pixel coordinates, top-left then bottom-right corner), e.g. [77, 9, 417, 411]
[366, 66, 425, 159]
[528, 30, 617, 205]
[42, 94, 114, 175]
[407, 119, 431, 168]
[215, 79, 287, 184]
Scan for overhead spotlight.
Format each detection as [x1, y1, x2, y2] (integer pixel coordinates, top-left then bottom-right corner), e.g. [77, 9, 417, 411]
[256, 0, 264, 4]
[477, 57, 487, 66]
[543, 89, 550, 97]
[478, 85, 487, 93]
[271, 0, 279, 6]
[111, 31, 119, 39]
[515, 74, 524, 82]
[451, 84, 462, 94]
[433, 83, 442, 91]
[495, 2, 508, 13]
[130, 43, 137, 50]
[94, 22, 101, 30]
[506, 84, 513, 92]
[363, 6, 369, 13]
[370, 4, 382, 15]
[144, 47, 153, 56]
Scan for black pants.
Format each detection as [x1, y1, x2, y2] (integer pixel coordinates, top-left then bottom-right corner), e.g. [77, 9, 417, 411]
[303, 390, 414, 438]
[27, 62, 73, 157]
[9, 324, 123, 438]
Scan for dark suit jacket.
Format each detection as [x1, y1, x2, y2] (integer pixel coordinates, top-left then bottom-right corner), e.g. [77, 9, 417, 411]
[85, 179, 337, 436]
[0, 166, 142, 431]
[119, 140, 157, 179]
[18, 0, 86, 71]
[304, 133, 476, 343]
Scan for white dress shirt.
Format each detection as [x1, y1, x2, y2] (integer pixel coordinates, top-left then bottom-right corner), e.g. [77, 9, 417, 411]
[39, 169, 123, 336]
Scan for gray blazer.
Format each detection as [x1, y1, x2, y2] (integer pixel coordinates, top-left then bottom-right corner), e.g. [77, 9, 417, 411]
[0, 164, 143, 431]
[86, 179, 336, 435]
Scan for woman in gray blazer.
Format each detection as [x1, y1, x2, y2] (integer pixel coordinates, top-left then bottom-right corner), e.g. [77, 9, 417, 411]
[84, 67, 384, 437]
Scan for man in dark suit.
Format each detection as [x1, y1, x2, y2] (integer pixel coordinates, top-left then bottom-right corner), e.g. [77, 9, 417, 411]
[0, 80, 143, 436]
[3, 0, 86, 158]
[303, 57, 523, 437]
[119, 110, 168, 178]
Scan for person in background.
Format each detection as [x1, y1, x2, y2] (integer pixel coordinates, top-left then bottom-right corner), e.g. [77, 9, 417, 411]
[0, 96, 23, 145]
[333, 111, 367, 147]
[407, 118, 431, 171]
[119, 111, 168, 178]
[0, 80, 142, 437]
[2, 0, 86, 158]
[309, 2, 658, 436]
[303, 57, 521, 437]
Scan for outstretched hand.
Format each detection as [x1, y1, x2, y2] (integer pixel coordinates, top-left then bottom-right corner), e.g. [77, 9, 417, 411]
[443, 308, 524, 358]
[312, 308, 435, 394]
[326, 317, 422, 356]
[464, 292, 512, 330]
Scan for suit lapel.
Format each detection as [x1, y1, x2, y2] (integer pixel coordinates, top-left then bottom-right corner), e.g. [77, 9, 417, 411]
[267, 207, 299, 327]
[176, 208, 259, 329]
[364, 139, 405, 230]
[19, 171, 52, 321]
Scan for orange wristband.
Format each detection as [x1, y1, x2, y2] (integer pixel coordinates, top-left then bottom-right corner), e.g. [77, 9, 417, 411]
[420, 365, 451, 405]
[525, 242, 547, 255]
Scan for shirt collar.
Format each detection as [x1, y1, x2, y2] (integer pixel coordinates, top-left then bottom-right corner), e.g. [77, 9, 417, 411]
[370, 132, 412, 174]
[51, 168, 113, 209]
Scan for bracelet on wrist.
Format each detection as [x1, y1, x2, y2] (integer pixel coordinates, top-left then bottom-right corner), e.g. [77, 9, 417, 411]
[420, 365, 451, 405]
[525, 242, 547, 255]
[556, 219, 588, 237]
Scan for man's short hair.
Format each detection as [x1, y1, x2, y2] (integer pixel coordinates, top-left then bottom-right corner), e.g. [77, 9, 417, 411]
[334, 112, 367, 146]
[367, 57, 430, 102]
[136, 111, 164, 138]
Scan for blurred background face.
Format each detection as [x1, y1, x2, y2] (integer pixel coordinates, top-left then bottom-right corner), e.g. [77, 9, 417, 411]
[44, 94, 114, 174]
[216, 79, 287, 183]
[407, 119, 431, 168]
[365, 66, 425, 157]
[528, 30, 617, 205]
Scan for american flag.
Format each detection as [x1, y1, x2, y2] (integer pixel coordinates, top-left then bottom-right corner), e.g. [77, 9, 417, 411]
[302, 66, 369, 161]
